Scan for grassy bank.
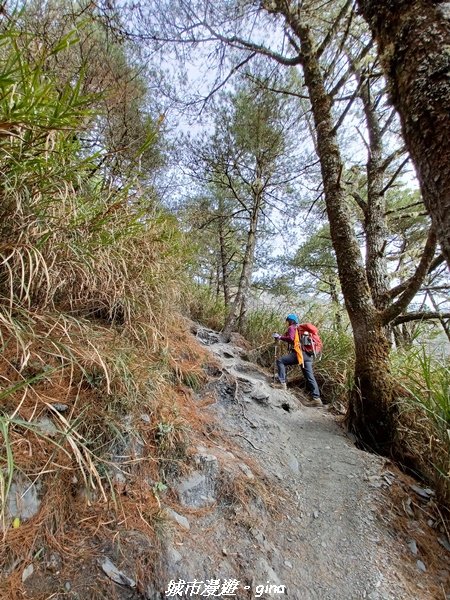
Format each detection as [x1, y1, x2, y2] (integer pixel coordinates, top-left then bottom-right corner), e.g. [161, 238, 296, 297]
[0, 20, 216, 598]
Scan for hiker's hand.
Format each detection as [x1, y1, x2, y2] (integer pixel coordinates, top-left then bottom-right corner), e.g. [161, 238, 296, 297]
[272, 333, 281, 340]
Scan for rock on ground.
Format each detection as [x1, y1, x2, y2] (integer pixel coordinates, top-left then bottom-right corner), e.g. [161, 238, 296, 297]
[158, 325, 447, 600]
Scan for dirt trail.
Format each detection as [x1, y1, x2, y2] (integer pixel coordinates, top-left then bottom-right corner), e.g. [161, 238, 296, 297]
[161, 326, 448, 600]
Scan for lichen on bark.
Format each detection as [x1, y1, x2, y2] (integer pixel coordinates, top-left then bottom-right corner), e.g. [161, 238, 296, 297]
[357, 0, 450, 269]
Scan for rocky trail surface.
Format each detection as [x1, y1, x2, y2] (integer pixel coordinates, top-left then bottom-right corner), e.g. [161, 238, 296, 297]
[17, 324, 449, 600]
[158, 325, 449, 600]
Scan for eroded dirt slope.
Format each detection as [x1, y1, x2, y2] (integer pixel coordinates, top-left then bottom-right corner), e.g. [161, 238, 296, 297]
[17, 324, 449, 600]
[159, 325, 448, 600]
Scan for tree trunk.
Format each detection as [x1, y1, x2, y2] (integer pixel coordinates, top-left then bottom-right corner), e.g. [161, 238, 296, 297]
[218, 212, 230, 307]
[357, 0, 450, 269]
[208, 266, 215, 289]
[347, 312, 395, 449]
[357, 73, 391, 310]
[237, 295, 248, 331]
[215, 260, 221, 298]
[222, 203, 259, 341]
[329, 277, 343, 331]
[283, 12, 396, 450]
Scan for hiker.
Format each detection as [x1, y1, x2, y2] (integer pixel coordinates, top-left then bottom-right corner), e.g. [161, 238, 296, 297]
[271, 313, 322, 407]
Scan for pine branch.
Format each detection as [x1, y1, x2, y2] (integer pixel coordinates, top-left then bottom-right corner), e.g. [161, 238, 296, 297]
[382, 228, 437, 325]
[390, 254, 446, 298]
[392, 311, 450, 326]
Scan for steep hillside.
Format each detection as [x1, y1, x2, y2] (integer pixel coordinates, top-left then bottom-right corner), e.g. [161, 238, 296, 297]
[5, 324, 449, 599]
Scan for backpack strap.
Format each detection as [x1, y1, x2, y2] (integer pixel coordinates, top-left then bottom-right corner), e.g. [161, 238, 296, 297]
[293, 328, 304, 365]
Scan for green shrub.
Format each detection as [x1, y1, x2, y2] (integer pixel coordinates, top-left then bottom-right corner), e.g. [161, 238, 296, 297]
[184, 285, 227, 331]
[241, 308, 284, 348]
[314, 327, 354, 405]
[392, 346, 450, 501]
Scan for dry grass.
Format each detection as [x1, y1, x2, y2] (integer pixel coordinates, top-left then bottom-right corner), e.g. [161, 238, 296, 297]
[378, 465, 450, 599]
[0, 318, 222, 598]
[0, 14, 224, 599]
[216, 463, 279, 521]
[395, 404, 450, 506]
[0, 471, 165, 599]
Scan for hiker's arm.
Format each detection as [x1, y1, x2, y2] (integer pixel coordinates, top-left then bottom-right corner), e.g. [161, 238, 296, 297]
[279, 325, 296, 343]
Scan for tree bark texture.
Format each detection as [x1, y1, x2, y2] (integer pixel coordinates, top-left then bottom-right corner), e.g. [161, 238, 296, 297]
[222, 200, 259, 340]
[285, 14, 396, 450]
[357, 72, 391, 310]
[218, 212, 231, 307]
[329, 277, 343, 331]
[357, 0, 450, 269]
[346, 315, 395, 448]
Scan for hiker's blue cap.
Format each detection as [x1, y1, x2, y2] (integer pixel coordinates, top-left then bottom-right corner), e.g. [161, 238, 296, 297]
[286, 314, 299, 323]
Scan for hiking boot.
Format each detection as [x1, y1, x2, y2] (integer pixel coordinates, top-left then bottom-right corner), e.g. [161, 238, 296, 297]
[271, 382, 287, 390]
[301, 397, 323, 407]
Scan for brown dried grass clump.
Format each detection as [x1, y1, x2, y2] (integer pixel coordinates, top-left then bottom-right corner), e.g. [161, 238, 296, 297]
[379, 465, 450, 600]
[0, 316, 221, 598]
[213, 444, 280, 523]
[216, 467, 278, 521]
[395, 404, 450, 506]
[0, 16, 216, 598]
[0, 469, 165, 600]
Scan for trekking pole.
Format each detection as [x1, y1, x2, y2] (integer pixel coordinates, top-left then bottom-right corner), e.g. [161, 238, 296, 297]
[273, 340, 278, 382]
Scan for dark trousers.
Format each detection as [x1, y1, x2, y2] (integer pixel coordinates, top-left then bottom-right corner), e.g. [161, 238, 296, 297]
[276, 350, 320, 399]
